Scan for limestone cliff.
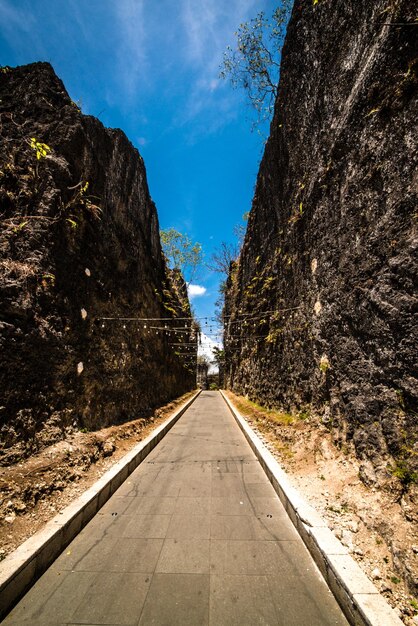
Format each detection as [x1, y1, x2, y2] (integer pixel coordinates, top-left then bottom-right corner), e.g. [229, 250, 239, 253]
[0, 62, 196, 464]
[224, 0, 417, 487]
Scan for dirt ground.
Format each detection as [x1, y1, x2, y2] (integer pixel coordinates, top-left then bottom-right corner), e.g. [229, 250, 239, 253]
[225, 391, 418, 625]
[0, 390, 196, 559]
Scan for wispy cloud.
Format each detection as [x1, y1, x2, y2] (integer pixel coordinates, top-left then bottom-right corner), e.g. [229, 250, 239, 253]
[0, 0, 35, 34]
[107, 0, 261, 133]
[112, 0, 147, 100]
[188, 284, 207, 298]
[180, 0, 258, 73]
[170, 0, 260, 136]
[0, 0, 45, 60]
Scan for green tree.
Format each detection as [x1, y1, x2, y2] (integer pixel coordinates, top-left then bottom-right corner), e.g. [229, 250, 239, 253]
[220, 2, 292, 129]
[212, 346, 225, 368]
[160, 228, 203, 285]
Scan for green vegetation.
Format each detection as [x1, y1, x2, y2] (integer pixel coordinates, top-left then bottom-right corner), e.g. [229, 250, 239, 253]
[241, 397, 295, 425]
[160, 227, 202, 285]
[66, 218, 77, 229]
[30, 137, 51, 160]
[212, 347, 225, 370]
[63, 180, 102, 228]
[410, 599, 418, 612]
[298, 409, 311, 421]
[70, 98, 82, 112]
[220, 2, 292, 130]
[389, 459, 418, 487]
[319, 355, 330, 373]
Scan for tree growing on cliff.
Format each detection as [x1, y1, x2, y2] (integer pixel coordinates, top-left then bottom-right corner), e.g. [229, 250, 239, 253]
[160, 228, 202, 285]
[220, 1, 292, 129]
[207, 241, 238, 276]
[208, 213, 249, 276]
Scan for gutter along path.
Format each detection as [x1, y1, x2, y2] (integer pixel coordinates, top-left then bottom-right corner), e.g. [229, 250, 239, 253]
[3, 391, 347, 625]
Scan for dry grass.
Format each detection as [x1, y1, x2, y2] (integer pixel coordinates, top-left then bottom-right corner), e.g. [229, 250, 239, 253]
[228, 394, 296, 426]
[0, 259, 37, 279]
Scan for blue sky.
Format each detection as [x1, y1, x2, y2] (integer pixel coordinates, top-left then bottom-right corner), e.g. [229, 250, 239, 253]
[0, 0, 283, 342]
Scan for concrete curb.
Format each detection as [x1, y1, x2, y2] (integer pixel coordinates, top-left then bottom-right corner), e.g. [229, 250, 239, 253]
[220, 391, 403, 626]
[0, 389, 201, 620]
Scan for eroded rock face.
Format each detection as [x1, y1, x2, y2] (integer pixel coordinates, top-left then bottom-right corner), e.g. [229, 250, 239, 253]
[0, 62, 195, 464]
[224, 0, 417, 483]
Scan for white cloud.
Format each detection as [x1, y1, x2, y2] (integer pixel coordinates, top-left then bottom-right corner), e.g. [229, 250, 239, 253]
[112, 0, 147, 100]
[198, 332, 222, 374]
[188, 284, 207, 298]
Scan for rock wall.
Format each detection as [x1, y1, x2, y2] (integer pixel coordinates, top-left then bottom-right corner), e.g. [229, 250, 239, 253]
[224, 0, 417, 486]
[0, 62, 196, 464]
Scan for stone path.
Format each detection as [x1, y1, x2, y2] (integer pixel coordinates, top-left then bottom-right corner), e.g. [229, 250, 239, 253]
[4, 391, 348, 625]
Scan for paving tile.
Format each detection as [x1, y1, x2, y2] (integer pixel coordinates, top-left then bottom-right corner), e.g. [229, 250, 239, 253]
[71, 572, 151, 624]
[3, 392, 348, 626]
[250, 496, 289, 517]
[122, 514, 171, 538]
[174, 496, 211, 515]
[138, 574, 209, 625]
[103, 537, 163, 572]
[124, 496, 177, 515]
[244, 481, 278, 498]
[156, 539, 210, 574]
[53, 534, 118, 571]
[116, 476, 180, 498]
[134, 479, 182, 498]
[210, 540, 308, 578]
[115, 471, 162, 496]
[179, 480, 212, 498]
[83, 512, 130, 537]
[211, 475, 247, 498]
[210, 496, 253, 516]
[166, 514, 211, 540]
[2, 570, 93, 624]
[98, 496, 132, 515]
[210, 514, 300, 542]
[241, 469, 271, 483]
[268, 585, 348, 626]
[210, 574, 278, 625]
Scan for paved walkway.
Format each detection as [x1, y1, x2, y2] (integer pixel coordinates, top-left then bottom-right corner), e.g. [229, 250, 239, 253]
[4, 391, 348, 625]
